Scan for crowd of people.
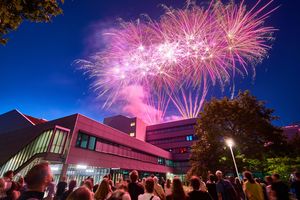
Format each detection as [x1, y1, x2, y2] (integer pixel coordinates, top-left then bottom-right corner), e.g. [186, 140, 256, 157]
[0, 162, 299, 200]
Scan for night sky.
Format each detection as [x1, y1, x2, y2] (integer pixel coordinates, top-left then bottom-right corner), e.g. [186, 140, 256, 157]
[0, 0, 299, 126]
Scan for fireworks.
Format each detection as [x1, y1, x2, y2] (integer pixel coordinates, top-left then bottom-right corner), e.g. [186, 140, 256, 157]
[78, 0, 276, 124]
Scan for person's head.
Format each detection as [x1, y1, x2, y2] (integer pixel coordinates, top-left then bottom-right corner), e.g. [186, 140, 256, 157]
[129, 170, 139, 183]
[272, 173, 280, 182]
[84, 180, 93, 191]
[69, 180, 77, 191]
[61, 176, 67, 182]
[243, 171, 255, 184]
[142, 178, 146, 184]
[208, 174, 215, 183]
[190, 176, 201, 191]
[172, 177, 186, 199]
[229, 176, 235, 184]
[235, 177, 241, 186]
[153, 176, 159, 184]
[24, 162, 52, 191]
[265, 176, 273, 185]
[215, 170, 223, 180]
[166, 179, 171, 188]
[67, 186, 93, 200]
[18, 176, 24, 185]
[294, 172, 300, 180]
[3, 170, 14, 179]
[94, 179, 111, 200]
[255, 178, 261, 183]
[145, 177, 155, 193]
[88, 177, 94, 185]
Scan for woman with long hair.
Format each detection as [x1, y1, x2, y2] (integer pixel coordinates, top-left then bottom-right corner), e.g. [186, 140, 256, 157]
[164, 179, 172, 196]
[243, 171, 264, 200]
[166, 177, 187, 200]
[94, 179, 112, 200]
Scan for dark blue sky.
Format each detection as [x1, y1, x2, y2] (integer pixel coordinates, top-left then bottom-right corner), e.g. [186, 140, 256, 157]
[0, 0, 299, 126]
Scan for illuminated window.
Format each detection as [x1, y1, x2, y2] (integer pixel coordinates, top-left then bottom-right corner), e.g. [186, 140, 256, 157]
[76, 132, 96, 150]
[158, 157, 165, 165]
[129, 132, 135, 137]
[130, 122, 136, 127]
[88, 136, 96, 150]
[180, 147, 187, 153]
[186, 135, 194, 141]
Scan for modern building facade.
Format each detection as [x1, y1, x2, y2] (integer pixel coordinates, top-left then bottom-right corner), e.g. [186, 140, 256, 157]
[1, 109, 296, 183]
[0, 110, 196, 183]
[282, 123, 300, 140]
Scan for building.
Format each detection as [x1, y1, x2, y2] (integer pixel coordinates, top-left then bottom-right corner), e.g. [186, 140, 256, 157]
[282, 122, 300, 140]
[0, 110, 196, 183]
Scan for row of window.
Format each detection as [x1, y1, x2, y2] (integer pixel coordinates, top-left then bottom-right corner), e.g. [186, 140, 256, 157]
[146, 124, 195, 135]
[147, 135, 196, 145]
[75, 132, 174, 167]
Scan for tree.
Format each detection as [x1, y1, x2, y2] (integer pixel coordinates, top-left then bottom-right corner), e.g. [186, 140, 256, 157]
[189, 91, 286, 178]
[265, 157, 300, 181]
[289, 133, 300, 157]
[0, 0, 63, 45]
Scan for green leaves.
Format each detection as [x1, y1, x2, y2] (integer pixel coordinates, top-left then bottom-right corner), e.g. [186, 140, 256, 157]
[0, 0, 64, 44]
[189, 90, 286, 177]
[265, 157, 300, 181]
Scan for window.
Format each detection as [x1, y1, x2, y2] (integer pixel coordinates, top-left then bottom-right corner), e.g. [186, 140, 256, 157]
[130, 122, 136, 127]
[76, 132, 96, 150]
[129, 132, 135, 137]
[186, 135, 194, 141]
[180, 147, 187, 153]
[80, 134, 88, 148]
[158, 157, 165, 165]
[88, 136, 96, 150]
[166, 160, 175, 167]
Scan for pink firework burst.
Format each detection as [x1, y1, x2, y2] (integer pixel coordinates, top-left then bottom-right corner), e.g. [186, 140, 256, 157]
[78, 0, 277, 124]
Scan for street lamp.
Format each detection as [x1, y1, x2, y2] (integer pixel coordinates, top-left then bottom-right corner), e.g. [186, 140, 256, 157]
[225, 138, 240, 180]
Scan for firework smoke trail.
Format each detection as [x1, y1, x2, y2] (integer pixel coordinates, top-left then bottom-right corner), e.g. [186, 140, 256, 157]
[78, 0, 276, 124]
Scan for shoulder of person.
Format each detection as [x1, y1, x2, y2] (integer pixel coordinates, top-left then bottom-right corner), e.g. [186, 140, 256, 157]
[153, 196, 161, 200]
[122, 192, 131, 200]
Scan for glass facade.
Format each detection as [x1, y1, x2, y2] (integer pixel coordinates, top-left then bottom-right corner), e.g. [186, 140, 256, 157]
[66, 164, 110, 184]
[0, 128, 69, 177]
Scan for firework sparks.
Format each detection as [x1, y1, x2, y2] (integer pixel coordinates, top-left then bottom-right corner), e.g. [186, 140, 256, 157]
[78, 0, 276, 124]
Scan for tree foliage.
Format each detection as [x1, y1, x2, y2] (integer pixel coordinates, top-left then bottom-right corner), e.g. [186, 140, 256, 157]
[0, 0, 63, 44]
[189, 91, 286, 178]
[288, 133, 300, 157]
[265, 157, 300, 181]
